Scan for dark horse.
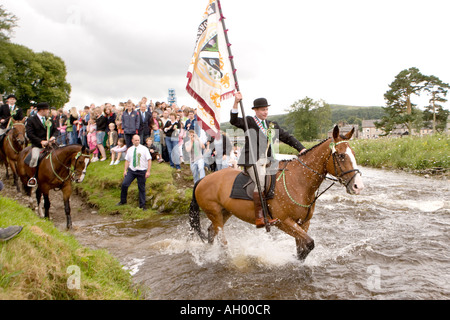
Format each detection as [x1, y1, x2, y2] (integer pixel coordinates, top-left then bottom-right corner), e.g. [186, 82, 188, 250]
[0, 119, 27, 192]
[189, 126, 364, 261]
[16, 144, 92, 229]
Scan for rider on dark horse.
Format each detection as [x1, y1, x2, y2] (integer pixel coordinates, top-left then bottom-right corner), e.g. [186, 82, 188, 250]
[0, 94, 25, 135]
[25, 102, 57, 187]
[230, 92, 307, 228]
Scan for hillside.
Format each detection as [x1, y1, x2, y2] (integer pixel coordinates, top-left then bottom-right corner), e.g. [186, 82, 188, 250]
[221, 104, 384, 132]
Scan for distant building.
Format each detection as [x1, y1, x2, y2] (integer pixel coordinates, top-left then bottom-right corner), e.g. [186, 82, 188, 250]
[361, 120, 384, 139]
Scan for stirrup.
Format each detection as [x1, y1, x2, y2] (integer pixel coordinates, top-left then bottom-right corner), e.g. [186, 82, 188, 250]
[27, 177, 37, 187]
[255, 217, 280, 228]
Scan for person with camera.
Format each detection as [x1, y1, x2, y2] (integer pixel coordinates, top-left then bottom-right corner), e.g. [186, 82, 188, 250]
[184, 129, 206, 183]
[163, 112, 181, 170]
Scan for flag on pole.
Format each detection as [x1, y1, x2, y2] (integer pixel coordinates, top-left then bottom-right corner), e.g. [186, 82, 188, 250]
[186, 0, 235, 135]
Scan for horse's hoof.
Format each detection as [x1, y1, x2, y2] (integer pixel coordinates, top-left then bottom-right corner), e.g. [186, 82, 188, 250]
[306, 239, 315, 251]
[297, 239, 315, 261]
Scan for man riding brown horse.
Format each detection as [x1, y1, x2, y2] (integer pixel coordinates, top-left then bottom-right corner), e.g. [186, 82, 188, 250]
[25, 102, 58, 187]
[0, 94, 25, 135]
[230, 92, 307, 228]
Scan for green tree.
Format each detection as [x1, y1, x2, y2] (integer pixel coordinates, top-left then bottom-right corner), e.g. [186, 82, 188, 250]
[0, 6, 71, 109]
[376, 67, 428, 135]
[423, 75, 450, 133]
[286, 97, 331, 141]
[0, 5, 18, 42]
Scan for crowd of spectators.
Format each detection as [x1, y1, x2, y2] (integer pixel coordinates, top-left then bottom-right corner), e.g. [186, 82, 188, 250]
[25, 97, 241, 182]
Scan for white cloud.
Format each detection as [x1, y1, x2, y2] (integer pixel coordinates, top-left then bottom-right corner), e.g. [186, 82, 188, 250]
[2, 0, 449, 120]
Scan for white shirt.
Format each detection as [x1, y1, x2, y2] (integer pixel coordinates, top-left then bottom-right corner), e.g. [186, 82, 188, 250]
[125, 144, 151, 171]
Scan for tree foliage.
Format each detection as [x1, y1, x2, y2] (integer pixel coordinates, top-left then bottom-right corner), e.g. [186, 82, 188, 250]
[422, 75, 450, 133]
[376, 67, 427, 134]
[0, 5, 71, 109]
[376, 67, 449, 135]
[0, 5, 18, 42]
[286, 97, 332, 141]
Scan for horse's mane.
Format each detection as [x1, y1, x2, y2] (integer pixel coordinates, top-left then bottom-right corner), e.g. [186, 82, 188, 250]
[279, 138, 331, 164]
[301, 138, 332, 156]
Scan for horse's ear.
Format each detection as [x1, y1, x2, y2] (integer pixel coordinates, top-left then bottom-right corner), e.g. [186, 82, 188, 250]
[344, 127, 355, 140]
[332, 125, 339, 140]
[81, 145, 86, 153]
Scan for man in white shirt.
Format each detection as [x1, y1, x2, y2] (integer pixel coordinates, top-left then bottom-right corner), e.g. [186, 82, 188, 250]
[116, 135, 152, 210]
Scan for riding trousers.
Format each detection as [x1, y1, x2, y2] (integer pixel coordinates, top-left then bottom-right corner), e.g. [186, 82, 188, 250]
[244, 158, 268, 193]
[29, 147, 43, 168]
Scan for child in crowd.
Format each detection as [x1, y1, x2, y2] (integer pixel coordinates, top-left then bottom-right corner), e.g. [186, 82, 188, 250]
[145, 137, 163, 162]
[57, 118, 67, 146]
[110, 137, 127, 165]
[87, 120, 99, 162]
[150, 122, 162, 156]
[107, 122, 118, 151]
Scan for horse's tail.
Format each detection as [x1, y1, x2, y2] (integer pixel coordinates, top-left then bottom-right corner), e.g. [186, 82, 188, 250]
[189, 179, 207, 242]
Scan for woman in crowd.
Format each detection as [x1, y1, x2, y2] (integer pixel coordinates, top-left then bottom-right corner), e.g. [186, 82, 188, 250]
[163, 112, 181, 170]
[94, 107, 107, 161]
[87, 118, 99, 162]
[68, 107, 79, 145]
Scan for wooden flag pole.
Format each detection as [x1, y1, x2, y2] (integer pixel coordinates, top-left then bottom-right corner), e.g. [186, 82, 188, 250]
[217, 0, 272, 232]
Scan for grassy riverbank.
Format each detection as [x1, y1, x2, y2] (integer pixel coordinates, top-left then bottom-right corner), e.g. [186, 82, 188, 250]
[0, 158, 195, 299]
[280, 134, 449, 173]
[73, 160, 193, 220]
[351, 134, 449, 172]
[0, 196, 140, 300]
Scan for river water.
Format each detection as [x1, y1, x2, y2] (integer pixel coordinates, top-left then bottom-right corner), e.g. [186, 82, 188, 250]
[72, 167, 449, 300]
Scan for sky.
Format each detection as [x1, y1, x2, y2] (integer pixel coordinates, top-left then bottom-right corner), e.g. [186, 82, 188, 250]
[2, 0, 450, 121]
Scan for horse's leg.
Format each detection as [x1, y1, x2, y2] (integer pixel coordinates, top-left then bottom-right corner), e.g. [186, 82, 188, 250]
[35, 188, 44, 218]
[204, 205, 228, 246]
[61, 183, 72, 229]
[9, 160, 20, 192]
[4, 162, 9, 180]
[277, 217, 315, 261]
[43, 193, 51, 220]
[207, 209, 231, 244]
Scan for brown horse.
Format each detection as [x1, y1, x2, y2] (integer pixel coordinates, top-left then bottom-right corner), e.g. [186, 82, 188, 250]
[189, 125, 364, 261]
[0, 119, 27, 192]
[16, 144, 92, 229]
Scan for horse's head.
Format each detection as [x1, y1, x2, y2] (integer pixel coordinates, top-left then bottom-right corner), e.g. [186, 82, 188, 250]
[11, 119, 26, 147]
[70, 146, 92, 183]
[326, 125, 364, 195]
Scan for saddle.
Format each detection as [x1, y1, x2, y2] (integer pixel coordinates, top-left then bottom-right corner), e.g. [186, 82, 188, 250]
[229, 171, 276, 201]
[24, 148, 50, 167]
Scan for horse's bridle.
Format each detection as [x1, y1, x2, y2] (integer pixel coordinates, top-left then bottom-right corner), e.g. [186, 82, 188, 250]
[278, 140, 362, 225]
[49, 149, 91, 182]
[5, 123, 26, 154]
[329, 141, 362, 189]
[297, 140, 361, 187]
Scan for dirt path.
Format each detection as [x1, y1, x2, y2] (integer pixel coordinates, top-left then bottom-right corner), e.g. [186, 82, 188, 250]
[0, 169, 122, 232]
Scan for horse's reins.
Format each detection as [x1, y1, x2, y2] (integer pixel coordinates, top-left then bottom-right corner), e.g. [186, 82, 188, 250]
[47, 148, 91, 183]
[329, 141, 362, 189]
[5, 123, 25, 154]
[278, 140, 361, 224]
